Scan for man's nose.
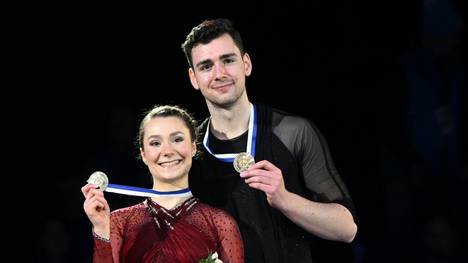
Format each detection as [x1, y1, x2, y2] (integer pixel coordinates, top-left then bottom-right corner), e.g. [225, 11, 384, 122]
[214, 63, 227, 78]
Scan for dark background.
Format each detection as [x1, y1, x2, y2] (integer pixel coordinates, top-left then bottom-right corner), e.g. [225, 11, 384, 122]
[14, 0, 466, 262]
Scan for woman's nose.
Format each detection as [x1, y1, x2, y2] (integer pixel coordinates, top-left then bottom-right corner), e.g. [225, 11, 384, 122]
[160, 143, 175, 155]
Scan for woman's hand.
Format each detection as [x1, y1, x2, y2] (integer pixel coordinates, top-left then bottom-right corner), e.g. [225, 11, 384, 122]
[81, 184, 111, 239]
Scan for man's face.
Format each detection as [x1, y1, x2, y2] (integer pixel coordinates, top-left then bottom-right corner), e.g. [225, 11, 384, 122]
[188, 33, 252, 108]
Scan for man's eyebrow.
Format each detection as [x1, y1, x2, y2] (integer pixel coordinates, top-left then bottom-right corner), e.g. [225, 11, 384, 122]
[194, 53, 237, 68]
[220, 53, 237, 60]
[195, 59, 212, 68]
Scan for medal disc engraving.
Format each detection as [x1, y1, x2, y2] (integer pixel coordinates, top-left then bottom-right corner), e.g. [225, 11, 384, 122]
[87, 171, 109, 191]
[233, 152, 255, 173]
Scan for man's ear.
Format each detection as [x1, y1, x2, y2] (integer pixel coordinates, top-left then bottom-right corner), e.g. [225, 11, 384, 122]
[189, 68, 200, 90]
[243, 53, 252, 77]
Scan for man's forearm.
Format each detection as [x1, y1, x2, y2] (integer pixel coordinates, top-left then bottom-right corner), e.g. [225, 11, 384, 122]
[275, 191, 357, 242]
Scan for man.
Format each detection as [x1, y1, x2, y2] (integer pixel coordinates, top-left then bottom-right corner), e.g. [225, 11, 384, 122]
[182, 18, 357, 262]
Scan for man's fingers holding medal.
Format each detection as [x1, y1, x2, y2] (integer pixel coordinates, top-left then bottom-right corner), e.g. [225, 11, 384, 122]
[240, 160, 287, 206]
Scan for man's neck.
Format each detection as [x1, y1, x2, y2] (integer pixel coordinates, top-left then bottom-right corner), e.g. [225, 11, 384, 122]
[208, 99, 251, 140]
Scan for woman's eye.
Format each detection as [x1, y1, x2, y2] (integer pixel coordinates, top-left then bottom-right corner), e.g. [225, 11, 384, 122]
[174, 136, 184, 143]
[149, 141, 161, 147]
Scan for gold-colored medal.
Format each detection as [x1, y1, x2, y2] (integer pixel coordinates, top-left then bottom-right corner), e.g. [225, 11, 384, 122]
[233, 152, 255, 173]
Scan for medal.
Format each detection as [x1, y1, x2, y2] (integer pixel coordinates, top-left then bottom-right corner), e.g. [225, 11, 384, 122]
[233, 152, 255, 173]
[86, 171, 192, 197]
[87, 171, 109, 191]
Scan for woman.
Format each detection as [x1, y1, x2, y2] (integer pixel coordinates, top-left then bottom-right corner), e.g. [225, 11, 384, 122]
[82, 105, 244, 262]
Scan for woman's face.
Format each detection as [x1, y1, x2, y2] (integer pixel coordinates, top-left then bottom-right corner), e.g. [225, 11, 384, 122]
[140, 116, 196, 189]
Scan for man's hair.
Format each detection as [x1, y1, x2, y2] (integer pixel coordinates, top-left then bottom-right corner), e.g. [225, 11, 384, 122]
[181, 18, 244, 68]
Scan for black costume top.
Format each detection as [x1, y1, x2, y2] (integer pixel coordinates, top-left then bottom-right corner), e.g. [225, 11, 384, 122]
[189, 104, 356, 262]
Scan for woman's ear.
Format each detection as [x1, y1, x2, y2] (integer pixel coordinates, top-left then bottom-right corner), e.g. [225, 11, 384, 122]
[192, 142, 197, 157]
[140, 148, 147, 165]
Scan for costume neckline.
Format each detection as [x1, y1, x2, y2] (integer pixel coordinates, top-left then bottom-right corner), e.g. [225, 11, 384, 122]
[146, 196, 197, 212]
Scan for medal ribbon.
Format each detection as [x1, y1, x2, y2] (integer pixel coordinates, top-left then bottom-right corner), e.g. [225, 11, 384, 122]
[202, 103, 257, 163]
[88, 172, 193, 197]
[105, 184, 192, 198]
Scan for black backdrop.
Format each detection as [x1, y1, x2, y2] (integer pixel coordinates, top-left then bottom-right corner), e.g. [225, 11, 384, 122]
[13, 0, 467, 262]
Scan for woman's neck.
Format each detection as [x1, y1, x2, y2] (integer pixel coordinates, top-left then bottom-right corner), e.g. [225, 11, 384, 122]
[152, 176, 188, 191]
[150, 178, 191, 209]
[150, 195, 192, 210]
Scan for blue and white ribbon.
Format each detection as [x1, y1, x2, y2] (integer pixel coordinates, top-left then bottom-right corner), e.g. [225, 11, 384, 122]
[203, 103, 257, 163]
[88, 171, 192, 197]
[105, 184, 193, 198]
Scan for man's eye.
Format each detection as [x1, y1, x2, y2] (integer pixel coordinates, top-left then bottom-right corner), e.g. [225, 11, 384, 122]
[199, 64, 212, 71]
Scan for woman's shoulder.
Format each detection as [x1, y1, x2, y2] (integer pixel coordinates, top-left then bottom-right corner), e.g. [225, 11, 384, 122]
[108, 202, 148, 232]
[110, 201, 147, 220]
[195, 201, 235, 221]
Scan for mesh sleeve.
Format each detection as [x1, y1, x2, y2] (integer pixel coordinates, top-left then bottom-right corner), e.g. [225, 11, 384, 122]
[212, 208, 245, 263]
[273, 114, 356, 218]
[92, 208, 129, 263]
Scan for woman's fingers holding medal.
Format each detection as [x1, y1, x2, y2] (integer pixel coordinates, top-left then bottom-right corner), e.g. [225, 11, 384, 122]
[240, 160, 287, 207]
[82, 184, 110, 226]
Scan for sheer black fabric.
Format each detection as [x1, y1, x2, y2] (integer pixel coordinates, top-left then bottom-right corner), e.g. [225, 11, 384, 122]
[189, 104, 355, 262]
[271, 109, 355, 214]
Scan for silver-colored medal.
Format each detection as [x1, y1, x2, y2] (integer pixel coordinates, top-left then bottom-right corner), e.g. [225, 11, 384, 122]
[87, 171, 109, 191]
[233, 152, 255, 173]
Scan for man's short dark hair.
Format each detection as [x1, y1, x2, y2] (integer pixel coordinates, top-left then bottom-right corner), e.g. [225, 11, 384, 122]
[181, 18, 244, 68]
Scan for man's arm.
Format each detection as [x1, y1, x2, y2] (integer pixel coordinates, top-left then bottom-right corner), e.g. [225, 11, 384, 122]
[241, 160, 357, 242]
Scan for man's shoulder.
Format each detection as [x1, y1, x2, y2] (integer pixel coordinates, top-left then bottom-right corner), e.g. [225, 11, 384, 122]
[196, 117, 210, 131]
[265, 105, 312, 130]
